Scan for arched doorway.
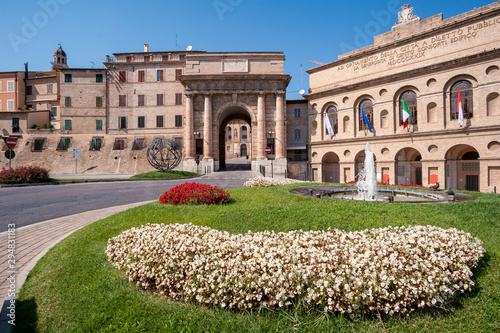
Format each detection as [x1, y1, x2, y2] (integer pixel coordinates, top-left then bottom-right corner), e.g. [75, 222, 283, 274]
[445, 145, 480, 191]
[218, 106, 252, 171]
[240, 144, 248, 157]
[395, 148, 422, 185]
[355, 149, 377, 180]
[322, 152, 340, 183]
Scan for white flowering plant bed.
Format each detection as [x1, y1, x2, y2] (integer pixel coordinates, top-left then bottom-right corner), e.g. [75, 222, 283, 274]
[106, 223, 484, 316]
[243, 176, 307, 187]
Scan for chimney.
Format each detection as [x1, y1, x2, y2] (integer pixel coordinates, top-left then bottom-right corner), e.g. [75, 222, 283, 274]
[105, 54, 109, 62]
[144, 44, 149, 52]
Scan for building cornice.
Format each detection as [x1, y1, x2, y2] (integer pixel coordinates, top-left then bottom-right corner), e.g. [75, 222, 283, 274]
[309, 125, 500, 147]
[305, 48, 500, 100]
[307, 3, 500, 74]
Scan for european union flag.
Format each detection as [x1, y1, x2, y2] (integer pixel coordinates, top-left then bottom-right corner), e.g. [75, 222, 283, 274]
[361, 107, 373, 133]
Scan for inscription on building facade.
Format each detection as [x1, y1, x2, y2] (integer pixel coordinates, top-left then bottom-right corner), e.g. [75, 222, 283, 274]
[337, 17, 499, 72]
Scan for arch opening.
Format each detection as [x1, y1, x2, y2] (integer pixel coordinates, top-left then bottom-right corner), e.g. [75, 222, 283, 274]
[445, 144, 480, 191]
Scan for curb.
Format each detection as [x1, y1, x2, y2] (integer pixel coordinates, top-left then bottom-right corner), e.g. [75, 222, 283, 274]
[0, 175, 203, 188]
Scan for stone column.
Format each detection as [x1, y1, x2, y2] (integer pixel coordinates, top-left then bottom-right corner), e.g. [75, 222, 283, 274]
[275, 92, 285, 159]
[185, 93, 194, 158]
[257, 93, 266, 159]
[203, 94, 212, 158]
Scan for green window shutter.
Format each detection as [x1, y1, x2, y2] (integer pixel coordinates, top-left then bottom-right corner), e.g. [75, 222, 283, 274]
[65, 119, 72, 131]
[96, 120, 102, 131]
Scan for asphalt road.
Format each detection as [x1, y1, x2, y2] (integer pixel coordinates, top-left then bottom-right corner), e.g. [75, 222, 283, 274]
[0, 170, 257, 233]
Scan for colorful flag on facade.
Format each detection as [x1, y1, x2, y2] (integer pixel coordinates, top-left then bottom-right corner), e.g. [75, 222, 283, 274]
[325, 114, 335, 137]
[402, 98, 411, 129]
[457, 87, 464, 127]
[361, 107, 373, 133]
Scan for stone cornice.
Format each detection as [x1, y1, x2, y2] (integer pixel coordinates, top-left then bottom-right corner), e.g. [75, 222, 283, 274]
[305, 49, 500, 100]
[308, 125, 500, 147]
[307, 4, 500, 74]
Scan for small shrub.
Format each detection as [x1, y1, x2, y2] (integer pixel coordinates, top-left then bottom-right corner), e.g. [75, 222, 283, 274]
[0, 166, 50, 184]
[159, 182, 230, 205]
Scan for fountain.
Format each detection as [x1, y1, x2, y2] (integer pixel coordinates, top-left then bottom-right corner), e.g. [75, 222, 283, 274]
[356, 143, 378, 201]
[291, 142, 462, 204]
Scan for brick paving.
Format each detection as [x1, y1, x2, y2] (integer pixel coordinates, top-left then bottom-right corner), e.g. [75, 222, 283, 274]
[0, 200, 153, 329]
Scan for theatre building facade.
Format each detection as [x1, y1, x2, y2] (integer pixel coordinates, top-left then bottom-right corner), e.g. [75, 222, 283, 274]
[306, 2, 500, 192]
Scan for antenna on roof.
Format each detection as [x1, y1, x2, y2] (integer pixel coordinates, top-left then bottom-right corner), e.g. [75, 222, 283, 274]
[300, 64, 305, 95]
[186, 45, 193, 51]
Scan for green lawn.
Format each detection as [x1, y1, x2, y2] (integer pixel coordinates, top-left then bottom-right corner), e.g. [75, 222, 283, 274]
[15, 185, 500, 332]
[130, 170, 199, 179]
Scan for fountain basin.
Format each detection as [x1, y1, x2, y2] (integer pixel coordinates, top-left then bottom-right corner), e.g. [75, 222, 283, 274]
[292, 186, 472, 204]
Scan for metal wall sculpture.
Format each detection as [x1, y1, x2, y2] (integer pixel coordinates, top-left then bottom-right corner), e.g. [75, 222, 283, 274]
[147, 138, 182, 171]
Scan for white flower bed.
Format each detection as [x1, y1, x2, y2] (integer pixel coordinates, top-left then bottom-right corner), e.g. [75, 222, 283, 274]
[244, 176, 306, 187]
[106, 224, 484, 315]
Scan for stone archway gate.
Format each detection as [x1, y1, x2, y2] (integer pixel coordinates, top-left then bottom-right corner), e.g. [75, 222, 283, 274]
[179, 52, 291, 176]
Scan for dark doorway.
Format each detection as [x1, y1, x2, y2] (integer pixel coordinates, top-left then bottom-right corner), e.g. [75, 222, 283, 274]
[466, 175, 479, 191]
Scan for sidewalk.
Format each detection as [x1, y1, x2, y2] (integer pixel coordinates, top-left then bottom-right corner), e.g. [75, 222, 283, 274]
[0, 200, 154, 330]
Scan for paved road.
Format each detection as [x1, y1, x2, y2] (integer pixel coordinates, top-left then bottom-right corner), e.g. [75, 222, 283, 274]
[0, 169, 260, 233]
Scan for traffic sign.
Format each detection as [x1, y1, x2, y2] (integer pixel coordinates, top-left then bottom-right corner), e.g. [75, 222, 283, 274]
[265, 146, 271, 154]
[5, 150, 15, 159]
[73, 148, 81, 159]
[5, 138, 17, 149]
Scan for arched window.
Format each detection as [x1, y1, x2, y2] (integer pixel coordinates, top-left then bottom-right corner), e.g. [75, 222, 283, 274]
[241, 126, 247, 141]
[325, 105, 338, 136]
[400, 91, 417, 126]
[359, 99, 373, 131]
[451, 81, 473, 120]
[234, 128, 238, 139]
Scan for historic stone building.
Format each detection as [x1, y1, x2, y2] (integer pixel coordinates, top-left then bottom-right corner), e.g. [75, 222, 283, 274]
[306, 2, 500, 192]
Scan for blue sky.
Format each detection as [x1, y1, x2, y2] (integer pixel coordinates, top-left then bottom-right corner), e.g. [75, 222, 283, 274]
[0, 0, 494, 99]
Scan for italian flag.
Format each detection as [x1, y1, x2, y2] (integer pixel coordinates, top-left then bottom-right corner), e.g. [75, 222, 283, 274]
[457, 87, 464, 126]
[402, 98, 410, 129]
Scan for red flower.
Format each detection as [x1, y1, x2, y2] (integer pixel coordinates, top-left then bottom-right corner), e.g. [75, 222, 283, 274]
[159, 182, 230, 205]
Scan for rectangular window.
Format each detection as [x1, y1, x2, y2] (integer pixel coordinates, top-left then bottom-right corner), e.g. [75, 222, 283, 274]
[90, 137, 102, 151]
[12, 118, 20, 133]
[144, 55, 151, 62]
[138, 116, 145, 128]
[294, 129, 301, 140]
[113, 138, 126, 150]
[119, 95, 126, 107]
[157, 70, 163, 81]
[119, 71, 127, 82]
[175, 115, 182, 127]
[33, 138, 45, 152]
[96, 74, 103, 83]
[8, 81, 14, 91]
[132, 137, 145, 150]
[157, 94, 164, 106]
[175, 69, 182, 81]
[0, 81, 2, 91]
[175, 93, 182, 105]
[96, 119, 102, 131]
[47, 84, 53, 94]
[96, 96, 103, 107]
[138, 95, 145, 106]
[156, 115, 164, 127]
[294, 108, 301, 118]
[57, 137, 71, 151]
[119, 117, 127, 129]
[138, 70, 145, 82]
[51, 107, 57, 118]
[65, 97, 71, 107]
[64, 74, 72, 83]
[26, 85, 33, 95]
[65, 119, 72, 131]
[7, 100, 14, 111]
[126, 56, 133, 62]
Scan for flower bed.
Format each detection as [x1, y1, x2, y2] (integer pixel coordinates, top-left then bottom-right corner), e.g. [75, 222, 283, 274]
[107, 224, 484, 315]
[159, 183, 229, 205]
[0, 166, 50, 184]
[244, 176, 306, 188]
